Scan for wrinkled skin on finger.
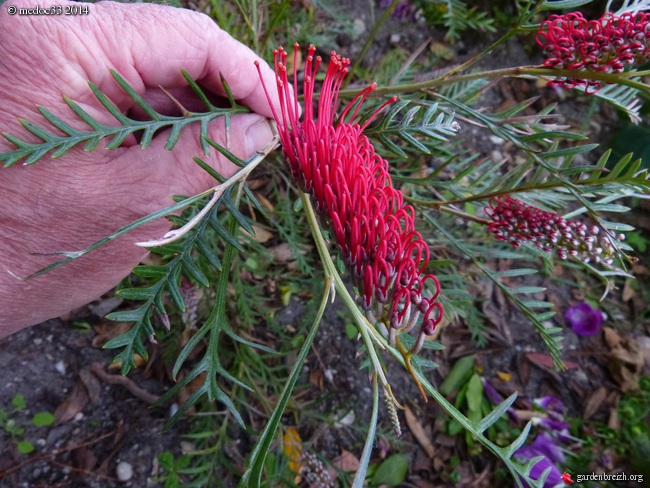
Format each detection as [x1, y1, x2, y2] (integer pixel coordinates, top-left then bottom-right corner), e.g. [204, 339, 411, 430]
[0, 0, 282, 337]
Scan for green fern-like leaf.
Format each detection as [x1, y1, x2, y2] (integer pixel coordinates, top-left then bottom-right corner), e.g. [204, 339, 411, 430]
[0, 69, 248, 167]
[105, 185, 243, 375]
[365, 100, 459, 157]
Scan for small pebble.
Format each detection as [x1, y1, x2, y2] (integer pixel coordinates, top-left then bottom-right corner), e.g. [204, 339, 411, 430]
[353, 18, 366, 37]
[33, 338, 43, 346]
[324, 369, 334, 383]
[390, 33, 401, 45]
[73, 412, 84, 422]
[116, 461, 133, 482]
[54, 360, 66, 375]
[489, 135, 505, 145]
[335, 410, 355, 428]
[169, 403, 179, 418]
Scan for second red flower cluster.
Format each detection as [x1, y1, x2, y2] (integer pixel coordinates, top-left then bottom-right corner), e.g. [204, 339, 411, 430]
[536, 11, 650, 93]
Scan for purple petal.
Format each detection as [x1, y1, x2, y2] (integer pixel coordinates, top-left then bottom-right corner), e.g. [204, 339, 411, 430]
[534, 396, 564, 416]
[565, 302, 603, 336]
[531, 433, 565, 464]
[482, 378, 503, 405]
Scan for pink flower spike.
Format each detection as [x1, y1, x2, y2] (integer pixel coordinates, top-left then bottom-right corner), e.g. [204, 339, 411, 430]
[256, 44, 444, 352]
[536, 11, 650, 93]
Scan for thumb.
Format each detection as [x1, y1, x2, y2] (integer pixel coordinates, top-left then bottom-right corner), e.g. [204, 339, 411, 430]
[124, 113, 275, 197]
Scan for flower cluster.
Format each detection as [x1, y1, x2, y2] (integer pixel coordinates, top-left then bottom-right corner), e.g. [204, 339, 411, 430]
[536, 11, 650, 93]
[485, 196, 624, 266]
[517, 396, 574, 488]
[255, 45, 443, 351]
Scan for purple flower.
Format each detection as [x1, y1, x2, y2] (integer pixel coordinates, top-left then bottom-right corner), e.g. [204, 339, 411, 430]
[565, 302, 604, 336]
[531, 433, 565, 464]
[515, 441, 564, 488]
[482, 378, 518, 421]
[532, 417, 571, 444]
[534, 396, 564, 417]
[482, 378, 503, 405]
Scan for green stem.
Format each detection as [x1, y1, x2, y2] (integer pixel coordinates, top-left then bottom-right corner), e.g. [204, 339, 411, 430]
[330, 65, 650, 100]
[299, 192, 392, 393]
[440, 205, 491, 225]
[351, 373, 379, 488]
[406, 172, 620, 208]
[439, 29, 519, 83]
[238, 274, 332, 487]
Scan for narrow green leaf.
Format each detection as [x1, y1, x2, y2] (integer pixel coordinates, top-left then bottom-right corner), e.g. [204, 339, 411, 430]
[196, 237, 222, 271]
[239, 279, 331, 487]
[222, 196, 255, 234]
[542, 143, 599, 159]
[166, 273, 185, 311]
[508, 286, 546, 295]
[477, 392, 517, 434]
[106, 309, 146, 323]
[505, 421, 533, 459]
[494, 268, 539, 278]
[63, 96, 104, 130]
[181, 255, 209, 287]
[117, 287, 155, 301]
[110, 69, 160, 121]
[203, 136, 246, 167]
[521, 300, 554, 309]
[352, 375, 379, 488]
[88, 82, 132, 126]
[182, 68, 214, 111]
[209, 214, 245, 251]
[534, 311, 556, 322]
[19, 119, 53, 142]
[131, 266, 167, 278]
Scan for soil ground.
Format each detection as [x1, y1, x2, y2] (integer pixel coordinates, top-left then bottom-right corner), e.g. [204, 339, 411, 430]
[1, 1, 650, 488]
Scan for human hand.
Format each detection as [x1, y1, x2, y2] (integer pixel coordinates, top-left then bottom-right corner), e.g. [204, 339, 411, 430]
[0, 0, 281, 337]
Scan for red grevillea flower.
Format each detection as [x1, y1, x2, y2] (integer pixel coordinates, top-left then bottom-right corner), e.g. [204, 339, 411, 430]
[536, 11, 650, 93]
[485, 196, 624, 266]
[255, 45, 443, 351]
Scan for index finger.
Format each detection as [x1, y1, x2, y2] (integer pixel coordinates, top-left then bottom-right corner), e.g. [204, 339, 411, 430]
[95, 1, 282, 118]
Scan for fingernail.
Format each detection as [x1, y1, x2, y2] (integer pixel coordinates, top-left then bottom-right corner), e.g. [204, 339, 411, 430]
[245, 118, 273, 157]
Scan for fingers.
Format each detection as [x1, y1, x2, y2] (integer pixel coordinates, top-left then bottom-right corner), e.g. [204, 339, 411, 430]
[95, 1, 283, 119]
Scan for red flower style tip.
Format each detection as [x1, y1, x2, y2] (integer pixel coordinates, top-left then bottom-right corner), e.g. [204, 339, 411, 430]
[255, 44, 443, 351]
[485, 196, 624, 266]
[536, 11, 650, 93]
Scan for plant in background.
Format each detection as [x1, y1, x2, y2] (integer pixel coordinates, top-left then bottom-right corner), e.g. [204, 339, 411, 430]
[485, 195, 626, 266]
[0, 395, 55, 455]
[2, 0, 650, 486]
